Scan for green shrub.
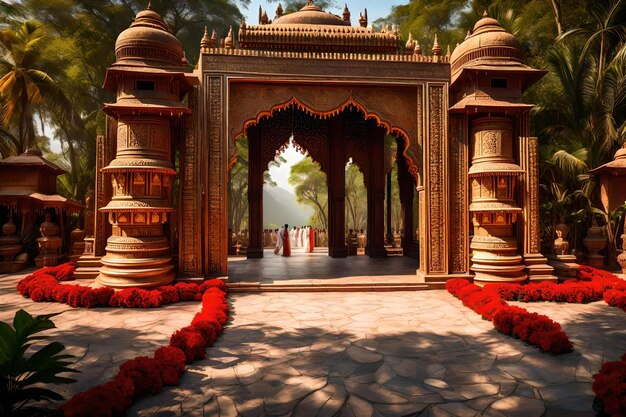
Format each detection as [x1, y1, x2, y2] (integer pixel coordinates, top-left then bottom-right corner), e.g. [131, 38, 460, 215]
[0, 309, 79, 416]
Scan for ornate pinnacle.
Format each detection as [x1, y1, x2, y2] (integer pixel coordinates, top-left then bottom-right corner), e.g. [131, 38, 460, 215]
[343, 4, 351, 23]
[181, 51, 188, 65]
[240, 16, 247, 30]
[414, 40, 422, 55]
[276, 3, 283, 18]
[358, 8, 368, 28]
[200, 26, 211, 50]
[261, 10, 269, 24]
[432, 33, 442, 56]
[224, 26, 234, 49]
[446, 44, 451, 59]
[258, 5, 262, 24]
[306, 0, 314, 5]
[405, 33, 415, 54]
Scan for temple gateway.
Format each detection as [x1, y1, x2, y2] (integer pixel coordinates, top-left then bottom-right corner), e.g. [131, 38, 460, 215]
[85, 2, 556, 288]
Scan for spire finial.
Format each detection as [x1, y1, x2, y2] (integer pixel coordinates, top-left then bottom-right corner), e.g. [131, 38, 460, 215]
[482, 9, 489, 17]
[432, 33, 442, 60]
[147, 1, 152, 10]
[224, 26, 234, 49]
[343, 4, 351, 23]
[276, 3, 283, 18]
[201, 26, 211, 50]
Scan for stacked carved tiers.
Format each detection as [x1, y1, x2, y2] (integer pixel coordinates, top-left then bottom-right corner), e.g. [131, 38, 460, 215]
[98, 6, 191, 288]
[98, 118, 176, 288]
[469, 117, 525, 284]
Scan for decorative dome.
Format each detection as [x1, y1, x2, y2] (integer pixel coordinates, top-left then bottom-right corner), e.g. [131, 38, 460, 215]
[450, 11, 522, 73]
[272, 2, 350, 26]
[115, 6, 183, 67]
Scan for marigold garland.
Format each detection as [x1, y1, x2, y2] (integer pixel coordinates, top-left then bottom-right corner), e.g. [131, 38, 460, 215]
[446, 279, 573, 354]
[482, 265, 626, 311]
[592, 354, 626, 417]
[16, 262, 226, 309]
[15, 262, 230, 417]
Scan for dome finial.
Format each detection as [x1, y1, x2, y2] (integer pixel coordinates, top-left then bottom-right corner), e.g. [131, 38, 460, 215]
[147, 1, 152, 10]
[405, 32, 415, 53]
[482, 9, 489, 17]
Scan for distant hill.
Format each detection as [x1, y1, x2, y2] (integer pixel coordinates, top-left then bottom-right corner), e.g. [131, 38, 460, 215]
[263, 186, 313, 229]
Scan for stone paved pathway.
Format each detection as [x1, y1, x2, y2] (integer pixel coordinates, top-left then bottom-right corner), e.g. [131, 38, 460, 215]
[1, 270, 625, 417]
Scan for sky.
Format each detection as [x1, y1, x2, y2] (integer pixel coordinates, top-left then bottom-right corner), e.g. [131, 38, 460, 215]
[250, 0, 404, 192]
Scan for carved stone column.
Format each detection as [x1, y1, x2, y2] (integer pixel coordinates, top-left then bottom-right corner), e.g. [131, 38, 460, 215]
[366, 119, 386, 258]
[469, 117, 525, 285]
[247, 125, 264, 258]
[98, 117, 176, 288]
[328, 115, 347, 258]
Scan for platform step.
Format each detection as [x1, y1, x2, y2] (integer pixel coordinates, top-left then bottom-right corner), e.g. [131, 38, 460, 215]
[74, 267, 100, 280]
[227, 282, 435, 292]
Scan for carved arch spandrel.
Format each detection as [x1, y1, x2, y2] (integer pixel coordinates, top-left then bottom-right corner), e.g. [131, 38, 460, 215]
[228, 82, 423, 184]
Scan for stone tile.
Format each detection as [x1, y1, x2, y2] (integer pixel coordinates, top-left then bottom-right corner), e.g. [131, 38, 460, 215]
[451, 383, 500, 400]
[488, 396, 545, 417]
[346, 345, 383, 364]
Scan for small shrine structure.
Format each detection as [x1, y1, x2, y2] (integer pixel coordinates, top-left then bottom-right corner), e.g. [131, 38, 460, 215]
[0, 148, 82, 271]
[90, 2, 556, 288]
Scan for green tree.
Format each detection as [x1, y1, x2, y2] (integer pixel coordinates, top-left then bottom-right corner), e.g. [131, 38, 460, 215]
[0, 20, 80, 156]
[345, 161, 367, 230]
[289, 157, 328, 229]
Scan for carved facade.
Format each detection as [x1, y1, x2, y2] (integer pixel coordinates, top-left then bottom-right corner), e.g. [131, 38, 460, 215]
[94, 3, 554, 287]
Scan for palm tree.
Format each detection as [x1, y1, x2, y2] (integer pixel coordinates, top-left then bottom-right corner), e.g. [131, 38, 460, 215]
[0, 20, 77, 155]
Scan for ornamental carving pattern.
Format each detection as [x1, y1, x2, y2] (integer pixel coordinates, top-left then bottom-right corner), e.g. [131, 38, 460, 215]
[207, 76, 225, 275]
[180, 89, 200, 275]
[228, 83, 418, 171]
[450, 114, 468, 274]
[129, 123, 149, 148]
[529, 136, 540, 253]
[428, 85, 445, 274]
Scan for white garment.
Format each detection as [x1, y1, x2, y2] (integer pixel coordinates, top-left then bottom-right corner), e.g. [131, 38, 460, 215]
[303, 227, 310, 252]
[289, 228, 296, 247]
[275, 227, 284, 254]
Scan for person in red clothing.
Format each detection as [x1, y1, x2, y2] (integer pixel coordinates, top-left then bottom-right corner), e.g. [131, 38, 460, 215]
[309, 226, 315, 253]
[282, 224, 291, 257]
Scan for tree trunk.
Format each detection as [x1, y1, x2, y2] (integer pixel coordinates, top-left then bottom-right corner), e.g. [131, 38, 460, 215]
[550, 0, 564, 36]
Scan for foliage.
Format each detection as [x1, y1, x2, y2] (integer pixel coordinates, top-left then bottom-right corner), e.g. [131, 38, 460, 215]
[289, 156, 328, 229]
[229, 137, 249, 233]
[0, 309, 78, 417]
[345, 161, 367, 230]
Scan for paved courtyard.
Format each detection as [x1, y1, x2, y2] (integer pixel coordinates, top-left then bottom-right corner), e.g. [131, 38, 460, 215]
[1, 270, 625, 417]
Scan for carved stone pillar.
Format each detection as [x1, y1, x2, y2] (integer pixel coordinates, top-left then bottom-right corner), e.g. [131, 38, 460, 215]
[398, 153, 417, 257]
[328, 115, 347, 258]
[97, 116, 176, 288]
[366, 120, 386, 257]
[247, 125, 263, 258]
[469, 117, 526, 285]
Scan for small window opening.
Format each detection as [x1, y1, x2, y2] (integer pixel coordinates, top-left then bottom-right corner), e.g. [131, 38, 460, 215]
[136, 80, 155, 91]
[491, 78, 508, 88]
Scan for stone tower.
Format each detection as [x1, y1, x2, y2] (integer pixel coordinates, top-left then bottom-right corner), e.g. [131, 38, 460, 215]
[98, 6, 191, 288]
[449, 12, 555, 285]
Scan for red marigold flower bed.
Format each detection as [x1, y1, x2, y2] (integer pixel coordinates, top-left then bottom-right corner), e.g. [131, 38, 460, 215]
[17, 262, 226, 309]
[53, 266, 229, 417]
[592, 354, 626, 417]
[482, 265, 626, 312]
[446, 279, 573, 354]
[16, 262, 230, 417]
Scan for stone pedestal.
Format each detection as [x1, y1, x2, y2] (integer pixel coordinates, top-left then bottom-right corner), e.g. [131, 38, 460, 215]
[35, 213, 62, 268]
[583, 220, 607, 268]
[0, 218, 26, 273]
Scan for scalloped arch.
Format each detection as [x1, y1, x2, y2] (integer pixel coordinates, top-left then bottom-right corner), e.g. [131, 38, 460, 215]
[230, 96, 421, 184]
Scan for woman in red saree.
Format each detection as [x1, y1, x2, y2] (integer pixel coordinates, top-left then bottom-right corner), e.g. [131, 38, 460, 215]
[309, 227, 315, 253]
[282, 224, 291, 257]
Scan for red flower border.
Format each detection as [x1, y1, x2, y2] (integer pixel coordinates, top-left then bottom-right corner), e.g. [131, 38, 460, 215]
[17, 262, 226, 309]
[446, 279, 573, 354]
[482, 266, 626, 312]
[592, 354, 626, 417]
[14, 262, 230, 416]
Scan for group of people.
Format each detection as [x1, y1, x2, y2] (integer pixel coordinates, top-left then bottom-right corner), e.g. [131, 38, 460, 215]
[274, 225, 319, 257]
